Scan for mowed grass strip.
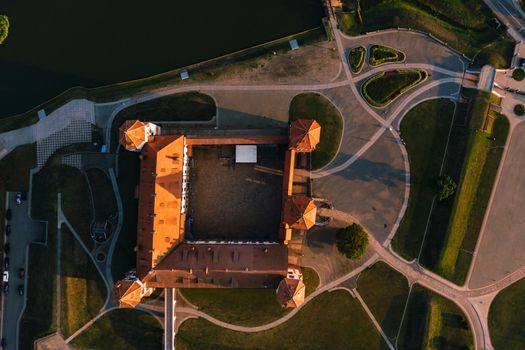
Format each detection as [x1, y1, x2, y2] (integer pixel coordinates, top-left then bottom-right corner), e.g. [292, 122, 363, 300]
[71, 309, 163, 350]
[489, 277, 525, 349]
[176, 290, 388, 350]
[398, 284, 473, 350]
[357, 261, 410, 339]
[393, 99, 455, 259]
[437, 91, 509, 282]
[302, 267, 320, 296]
[289, 92, 343, 169]
[60, 225, 107, 338]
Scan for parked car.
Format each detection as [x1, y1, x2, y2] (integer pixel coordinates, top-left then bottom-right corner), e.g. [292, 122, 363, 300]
[4, 243, 9, 255]
[2, 271, 8, 283]
[3, 257, 8, 269]
[19, 267, 25, 279]
[5, 225, 10, 236]
[5, 209, 11, 221]
[3, 283, 9, 295]
[1, 337, 5, 348]
[17, 285, 23, 296]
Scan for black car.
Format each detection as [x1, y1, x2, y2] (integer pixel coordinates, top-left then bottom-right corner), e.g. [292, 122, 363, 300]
[0, 337, 5, 347]
[5, 209, 11, 221]
[3, 257, 8, 269]
[19, 267, 25, 279]
[17, 285, 23, 296]
[3, 283, 9, 295]
[4, 243, 9, 255]
[5, 225, 10, 236]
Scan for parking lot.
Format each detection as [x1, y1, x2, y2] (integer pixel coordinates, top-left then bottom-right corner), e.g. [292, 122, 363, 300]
[1, 192, 45, 349]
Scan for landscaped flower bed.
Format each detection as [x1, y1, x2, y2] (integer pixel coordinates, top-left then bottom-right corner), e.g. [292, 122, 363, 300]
[361, 69, 428, 107]
[349, 46, 366, 73]
[368, 45, 405, 66]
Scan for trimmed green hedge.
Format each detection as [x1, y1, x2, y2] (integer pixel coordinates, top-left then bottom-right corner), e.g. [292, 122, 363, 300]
[361, 69, 428, 107]
[368, 45, 404, 66]
[349, 46, 366, 73]
[0, 15, 9, 45]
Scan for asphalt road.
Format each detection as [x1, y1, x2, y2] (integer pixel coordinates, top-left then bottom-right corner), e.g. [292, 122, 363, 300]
[1, 192, 44, 350]
[485, 0, 525, 40]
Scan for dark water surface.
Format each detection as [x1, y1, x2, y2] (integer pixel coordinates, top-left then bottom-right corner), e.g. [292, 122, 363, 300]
[0, 0, 323, 116]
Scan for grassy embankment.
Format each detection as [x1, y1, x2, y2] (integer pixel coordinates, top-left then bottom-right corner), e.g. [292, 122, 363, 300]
[489, 277, 525, 349]
[60, 225, 106, 338]
[70, 309, 163, 350]
[435, 91, 509, 284]
[392, 99, 456, 259]
[179, 267, 319, 327]
[86, 168, 117, 224]
[288, 92, 343, 169]
[0, 28, 326, 134]
[337, 0, 514, 68]
[398, 284, 473, 350]
[110, 92, 216, 280]
[176, 290, 388, 350]
[19, 143, 96, 348]
[357, 261, 410, 340]
[361, 69, 427, 107]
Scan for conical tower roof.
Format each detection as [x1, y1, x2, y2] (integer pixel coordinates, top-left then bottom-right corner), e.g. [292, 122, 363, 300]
[119, 120, 148, 151]
[283, 196, 317, 230]
[289, 119, 321, 152]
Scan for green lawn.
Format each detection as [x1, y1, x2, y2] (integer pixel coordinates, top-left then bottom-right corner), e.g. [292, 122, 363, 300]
[86, 168, 117, 223]
[70, 309, 163, 350]
[289, 92, 343, 169]
[176, 290, 388, 350]
[60, 225, 106, 338]
[392, 99, 455, 260]
[0, 113, 39, 133]
[338, 0, 513, 68]
[349, 46, 366, 73]
[437, 92, 508, 283]
[110, 92, 216, 150]
[357, 262, 409, 340]
[362, 70, 427, 107]
[111, 149, 140, 281]
[489, 278, 525, 349]
[398, 284, 473, 350]
[368, 45, 404, 66]
[302, 267, 320, 296]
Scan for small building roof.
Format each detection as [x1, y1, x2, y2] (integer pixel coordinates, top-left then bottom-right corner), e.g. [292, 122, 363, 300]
[119, 120, 148, 151]
[276, 277, 305, 308]
[283, 196, 317, 230]
[289, 119, 321, 152]
[235, 145, 257, 163]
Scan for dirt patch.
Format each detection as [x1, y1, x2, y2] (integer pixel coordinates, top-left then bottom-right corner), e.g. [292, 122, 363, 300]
[187, 145, 284, 240]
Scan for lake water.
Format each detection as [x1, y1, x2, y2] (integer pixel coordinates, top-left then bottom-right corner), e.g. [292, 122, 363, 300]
[0, 0, 323, 117]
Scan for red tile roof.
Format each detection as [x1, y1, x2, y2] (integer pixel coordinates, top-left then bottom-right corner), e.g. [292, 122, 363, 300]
[289, 119, 321, 152]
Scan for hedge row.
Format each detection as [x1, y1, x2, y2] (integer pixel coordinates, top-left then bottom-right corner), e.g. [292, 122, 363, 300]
[349, 46, 366, 74]
[368, 45, 404, 66]
[361, 69, 428, 107]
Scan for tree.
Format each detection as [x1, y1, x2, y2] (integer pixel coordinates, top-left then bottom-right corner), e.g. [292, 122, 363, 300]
[436, 175, 457, 201]
[512, 68, 525, 81]
[336, 223, 369, 260]
[0, 15, 9, 45]
[514, 104, 525, 116]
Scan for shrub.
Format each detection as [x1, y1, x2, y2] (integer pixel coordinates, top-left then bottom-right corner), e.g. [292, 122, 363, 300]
[512, 68, 525, 81]
[368, 45, 404, 66]
[436, 175, 457, 201]
[336, 223, 369, 260]
[0, 15, 9, 45]
[514, 104, 525, 116]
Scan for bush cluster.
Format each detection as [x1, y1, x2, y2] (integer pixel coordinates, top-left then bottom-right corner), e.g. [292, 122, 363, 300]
[514, 104, 525, 116]
[0, 15, 9, 45]
[368, 45, 404, 66]
[436, 175, 457, 201]
[349, 46, 365, 73]
[336, 223, 369, 260]
[512, 68, 525, 81]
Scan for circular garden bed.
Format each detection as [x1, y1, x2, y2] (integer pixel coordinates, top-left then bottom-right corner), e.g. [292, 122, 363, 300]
[361, 69, 428, 108]
[368, 45, 405, 66]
